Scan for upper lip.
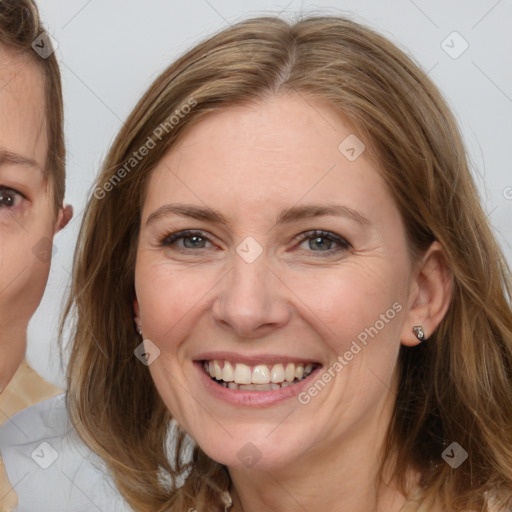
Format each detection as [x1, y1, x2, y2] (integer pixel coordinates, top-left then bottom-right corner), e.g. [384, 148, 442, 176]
[194, 351, 321, 366]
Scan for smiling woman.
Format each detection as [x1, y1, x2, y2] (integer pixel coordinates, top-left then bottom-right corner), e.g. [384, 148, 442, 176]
[54, 14, 512, 512]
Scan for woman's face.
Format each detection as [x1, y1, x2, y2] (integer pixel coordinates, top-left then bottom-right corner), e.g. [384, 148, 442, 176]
[135, 94, 419, 470]
[0, 48, 65, 388]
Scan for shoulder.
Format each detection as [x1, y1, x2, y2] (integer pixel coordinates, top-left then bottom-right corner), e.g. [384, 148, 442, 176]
[0, 360, 61, 425]
[0, 394, 132, 512]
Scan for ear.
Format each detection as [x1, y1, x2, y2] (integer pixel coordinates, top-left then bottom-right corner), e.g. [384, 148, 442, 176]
[55, 204, 73, 232]
[400, 241, 453, 347]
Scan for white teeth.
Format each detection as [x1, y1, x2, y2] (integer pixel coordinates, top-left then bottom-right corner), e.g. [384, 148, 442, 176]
[252, 365, 270, 384]
[270, 363, 285, 383]
[234, 363, 252, 384]
[285, 363, 296, 382]
[214, 360, 223, 380]
[222, 361, 234, 382]
[205, 359, 316, 388]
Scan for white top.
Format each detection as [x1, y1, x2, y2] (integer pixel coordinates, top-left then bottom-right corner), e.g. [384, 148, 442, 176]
[0, 394, 132, 511]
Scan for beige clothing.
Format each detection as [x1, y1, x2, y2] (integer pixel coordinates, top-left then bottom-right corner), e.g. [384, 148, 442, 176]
[0, 361, 61, 512]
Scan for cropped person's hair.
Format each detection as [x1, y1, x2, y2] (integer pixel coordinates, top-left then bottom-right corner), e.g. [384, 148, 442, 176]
[63, 15, 512, 511]
[0, 0, 65, 209]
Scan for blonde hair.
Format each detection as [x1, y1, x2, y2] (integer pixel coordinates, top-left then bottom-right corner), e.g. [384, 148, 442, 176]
[63, 15, 512, 511]
[0, 0, 66, 210]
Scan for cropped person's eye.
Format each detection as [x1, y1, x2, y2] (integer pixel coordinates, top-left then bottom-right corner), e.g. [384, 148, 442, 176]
[0, 186, 24, 210]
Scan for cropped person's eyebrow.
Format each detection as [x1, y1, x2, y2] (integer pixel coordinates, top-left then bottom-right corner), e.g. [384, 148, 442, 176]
[146, 203, 370, 228]
[0, 148, 43, 172]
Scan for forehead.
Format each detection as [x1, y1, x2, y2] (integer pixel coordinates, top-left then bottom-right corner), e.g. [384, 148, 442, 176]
[145, 95, 395, 225]
[0, 45, 48, 171]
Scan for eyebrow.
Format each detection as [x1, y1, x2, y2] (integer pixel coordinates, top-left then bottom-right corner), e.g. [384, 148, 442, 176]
[146, 203, 370, 228]
[0, 149, 43, 172]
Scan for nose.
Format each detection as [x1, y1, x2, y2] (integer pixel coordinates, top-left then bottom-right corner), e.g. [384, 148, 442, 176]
[212, 254, 292, 339]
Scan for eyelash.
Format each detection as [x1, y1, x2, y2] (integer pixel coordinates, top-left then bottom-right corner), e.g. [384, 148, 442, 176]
[160, 229, 351, 256]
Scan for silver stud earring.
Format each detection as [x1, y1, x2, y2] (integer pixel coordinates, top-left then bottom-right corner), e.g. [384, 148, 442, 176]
[137, 326, 142, 336]
[413, 325, 425, 341]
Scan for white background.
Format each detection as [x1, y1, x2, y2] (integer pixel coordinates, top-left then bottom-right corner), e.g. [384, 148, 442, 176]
[30, 0, 512, 387]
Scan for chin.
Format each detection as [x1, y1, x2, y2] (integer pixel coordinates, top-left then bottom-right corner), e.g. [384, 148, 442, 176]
[193, 430, 307, 472]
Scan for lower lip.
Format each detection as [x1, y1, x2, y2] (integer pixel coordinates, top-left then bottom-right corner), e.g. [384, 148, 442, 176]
[194, 362, 322, 407]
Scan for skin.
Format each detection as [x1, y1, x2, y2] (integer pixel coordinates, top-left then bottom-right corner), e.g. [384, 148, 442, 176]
[134, 94, 452, 511]
[0, 46, 72, 392]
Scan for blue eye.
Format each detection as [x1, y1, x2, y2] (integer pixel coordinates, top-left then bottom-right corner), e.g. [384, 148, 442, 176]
[161, 230, 213, 250]
[160, 229, 350, 257]
[0, 187, 23, 209]
[296, 230, 350, 254]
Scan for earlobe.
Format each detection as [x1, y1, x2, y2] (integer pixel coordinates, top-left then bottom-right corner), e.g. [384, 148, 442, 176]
[56, 204, 73, 232]
[401, 241, 453, 347]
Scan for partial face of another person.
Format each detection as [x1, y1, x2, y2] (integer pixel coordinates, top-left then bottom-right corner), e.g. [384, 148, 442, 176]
[0, 47, 68, 389]
[134, 94, 435, 471]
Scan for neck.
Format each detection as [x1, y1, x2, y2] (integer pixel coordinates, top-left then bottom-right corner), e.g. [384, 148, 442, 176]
[228, 386, 408, 512]
[0, 324, 26, 392]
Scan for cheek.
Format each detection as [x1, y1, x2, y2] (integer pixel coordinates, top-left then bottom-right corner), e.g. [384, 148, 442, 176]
[290, 261, 404, 351]
[135, 260, 216, 341]
[0, 228, 53, 322]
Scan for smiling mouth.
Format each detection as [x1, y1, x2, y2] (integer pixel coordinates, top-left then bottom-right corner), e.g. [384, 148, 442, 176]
[202, 360, 319, 391]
